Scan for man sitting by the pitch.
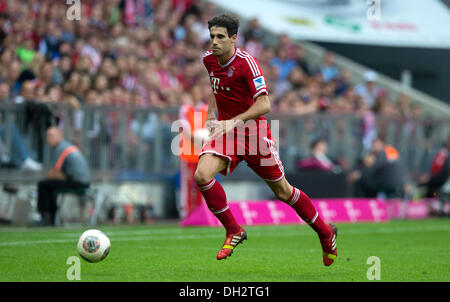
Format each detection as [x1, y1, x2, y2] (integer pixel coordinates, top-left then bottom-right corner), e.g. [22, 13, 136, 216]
[36, 127, 91, 226]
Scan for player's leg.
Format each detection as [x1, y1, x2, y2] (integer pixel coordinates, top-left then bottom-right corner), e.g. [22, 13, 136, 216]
[194, 153, 238, 232]
[189, 161, 204, 214]
[194, 153, 246, 260]
[247, 133, 338, 265]
[264, 176, 338, 266]
[264, 177, 330, 232]
[264, 177, 333, 235]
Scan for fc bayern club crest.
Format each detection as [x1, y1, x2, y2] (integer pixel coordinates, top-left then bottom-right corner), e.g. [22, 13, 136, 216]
[227, 66, 234, 77]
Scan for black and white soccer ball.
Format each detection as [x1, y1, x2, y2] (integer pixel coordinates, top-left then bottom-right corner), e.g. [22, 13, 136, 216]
[77, 229, 110, 263]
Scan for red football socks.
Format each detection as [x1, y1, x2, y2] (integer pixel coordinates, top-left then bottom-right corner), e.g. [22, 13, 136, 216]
[287, 187, 331, 238]
[197, 178, 241, 234]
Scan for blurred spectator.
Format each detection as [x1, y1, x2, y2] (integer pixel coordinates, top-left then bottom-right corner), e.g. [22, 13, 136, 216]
[297, 138, 342, 173]
[35, 127, 90, 226]
[244, 18, 264, 42]
[418, 136, 450, 199]
[20, 80, 58, 161]
[16, 36, 36, 65]
[374, 95, 398, 119]
[243, 18, 264, 58]
[347, 137, 405, 198]
[293, 44, 310, 75]
[354, 70, 385, 109]
[0, 12, 9, 50]
[335, 68, 353, 96]
[270, 47, 297, 82]
[319, 51, 339, 83]
[278, 33, 296, 59]
[396, 92, 412, 119]
[3, 59, 22, 97]
[0, 80, 10, 102]
[0, 81, 42, 170]
[38, 20, 62, 60]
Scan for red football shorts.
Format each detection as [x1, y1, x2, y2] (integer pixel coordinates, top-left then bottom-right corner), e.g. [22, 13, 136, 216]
[199, 128, 285, 182]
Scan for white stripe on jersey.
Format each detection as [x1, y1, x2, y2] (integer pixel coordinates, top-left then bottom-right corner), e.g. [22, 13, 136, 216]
[253, 89, 268, 100]
[218, 50, 238, 68]
[240, 50, 261, 75]
[239, 55, 259, 77]
[202, 51, 213, 59]
[237, 49, 260, 77]
[237, 53, 257, 76]
[240, 50, 261, 76]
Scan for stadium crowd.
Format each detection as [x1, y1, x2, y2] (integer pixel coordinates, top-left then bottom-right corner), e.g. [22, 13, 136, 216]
[0, 0, 445, 200]
[0, 0, 424, 117]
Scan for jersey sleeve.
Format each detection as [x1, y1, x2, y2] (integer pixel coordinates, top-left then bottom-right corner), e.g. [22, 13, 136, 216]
[241, 54, 268, 99]
[202, 51, 213, 71]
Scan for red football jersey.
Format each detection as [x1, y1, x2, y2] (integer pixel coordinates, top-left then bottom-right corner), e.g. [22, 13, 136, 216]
[203, 47, 269, 122]
[201, 48, 283, 180]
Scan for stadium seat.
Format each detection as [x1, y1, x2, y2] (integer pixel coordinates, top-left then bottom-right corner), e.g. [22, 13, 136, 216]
[55, 187, 106, 226]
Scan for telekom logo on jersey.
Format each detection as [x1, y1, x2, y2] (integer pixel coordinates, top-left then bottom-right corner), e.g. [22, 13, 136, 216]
[210, 77, 220, 94]
[171, 113, 280, 167]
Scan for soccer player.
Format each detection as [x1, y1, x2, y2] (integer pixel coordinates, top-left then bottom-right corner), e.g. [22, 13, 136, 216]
[194, 14, 338, 266]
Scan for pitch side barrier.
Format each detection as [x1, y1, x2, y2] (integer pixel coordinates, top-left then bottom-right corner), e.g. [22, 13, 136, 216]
[180, 198, 436, 226]
[0, 104, 448, 178]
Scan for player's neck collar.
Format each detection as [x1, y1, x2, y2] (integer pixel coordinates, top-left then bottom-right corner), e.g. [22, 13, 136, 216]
[218, 47, 237, 68]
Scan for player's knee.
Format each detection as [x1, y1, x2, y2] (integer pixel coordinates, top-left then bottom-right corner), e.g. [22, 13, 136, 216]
[194, 169, 213, 185]
[274, 187, 292, 202]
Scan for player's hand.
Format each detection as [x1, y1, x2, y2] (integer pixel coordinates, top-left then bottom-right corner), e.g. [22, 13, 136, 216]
[208, 119, 244, 140]
[205, 119, 217, 133]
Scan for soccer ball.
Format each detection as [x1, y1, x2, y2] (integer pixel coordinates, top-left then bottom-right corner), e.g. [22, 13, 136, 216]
[77, 229, 110, 263]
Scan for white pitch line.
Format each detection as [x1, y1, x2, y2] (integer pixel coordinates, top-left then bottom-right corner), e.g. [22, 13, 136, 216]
[0, 224, 448, 247]
[56, 223, 450, 238]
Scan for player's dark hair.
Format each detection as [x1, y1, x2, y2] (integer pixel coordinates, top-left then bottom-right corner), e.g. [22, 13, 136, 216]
[208, 14, 240, 37]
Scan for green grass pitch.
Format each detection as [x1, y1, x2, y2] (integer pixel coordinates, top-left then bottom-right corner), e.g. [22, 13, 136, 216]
[0, 219, 449, 282]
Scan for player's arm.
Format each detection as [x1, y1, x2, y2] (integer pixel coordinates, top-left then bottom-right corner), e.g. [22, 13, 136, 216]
[208, 94, 270, 139]
[206, 94, 218, 122]
[232, 94, 271, 123]
[208, 53, 271, 138]
[205, 94, 219, 133]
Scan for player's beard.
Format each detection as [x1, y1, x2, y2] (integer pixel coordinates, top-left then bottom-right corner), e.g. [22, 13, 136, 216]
[212, 47, 222, 56]
[213, 45, 232, 61]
